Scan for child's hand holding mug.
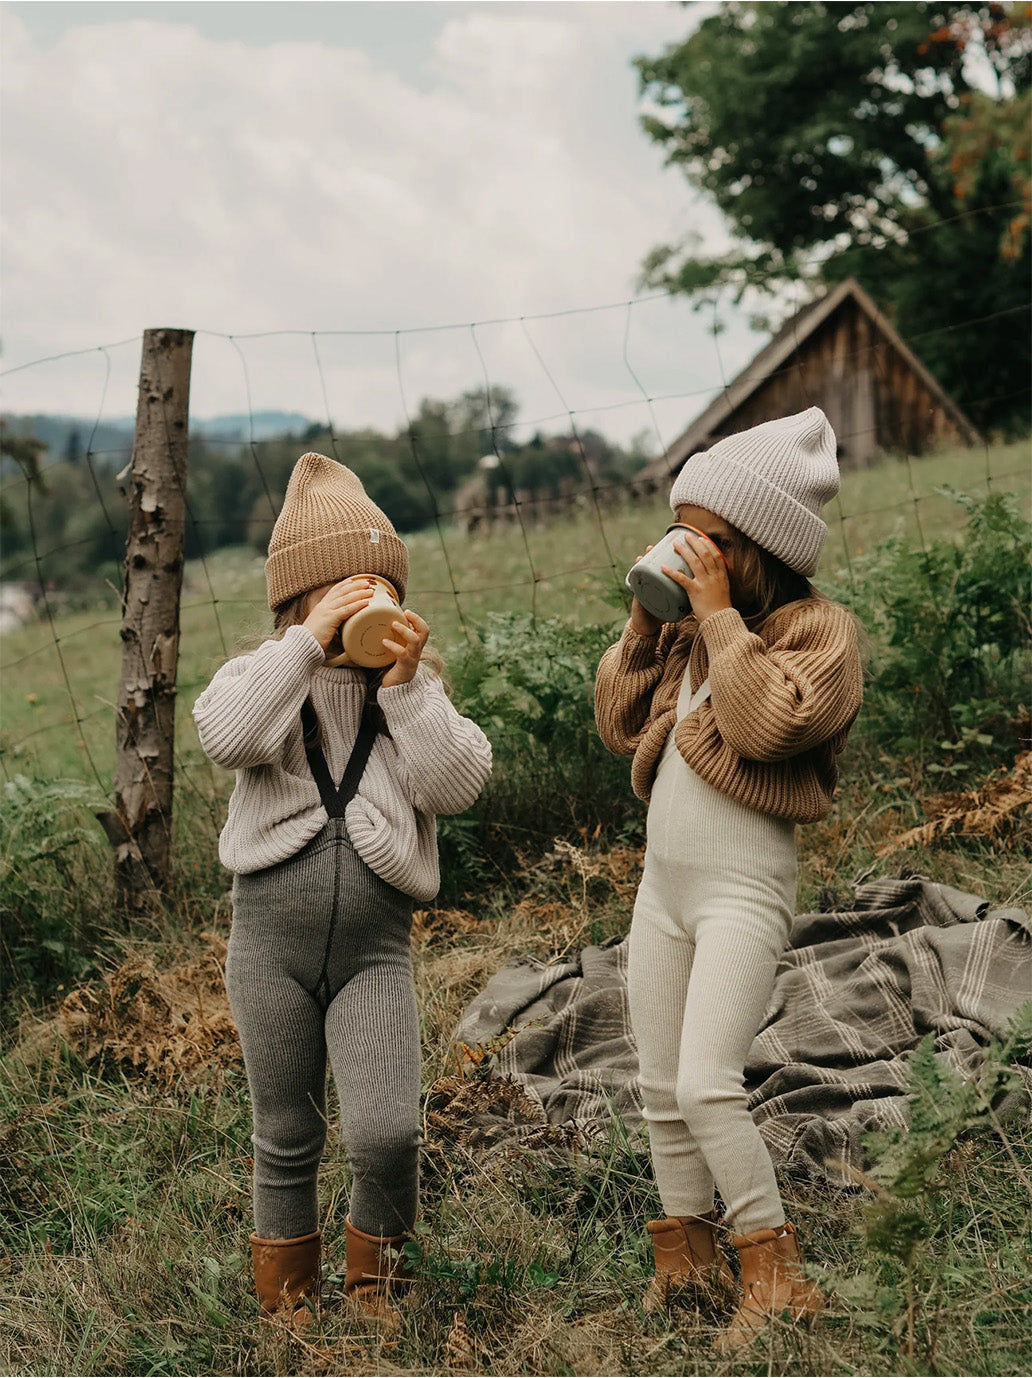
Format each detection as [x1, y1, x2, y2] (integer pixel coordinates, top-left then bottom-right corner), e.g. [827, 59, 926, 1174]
[664, 528, 732, 623]
[303, 577, 377, 653]
[381, 611, 430, 686]
[304, 575, 422, 672]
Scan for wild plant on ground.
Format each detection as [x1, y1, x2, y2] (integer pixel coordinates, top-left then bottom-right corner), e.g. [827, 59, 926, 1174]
[437, 612, 637, 899]
[846, 488, 1031, 775]
[833, 1004, 1032, 1371]
[0, 774, 110, 996]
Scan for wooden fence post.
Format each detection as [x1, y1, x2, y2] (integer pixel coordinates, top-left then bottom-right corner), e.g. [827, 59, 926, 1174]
[101, 328, 194, 908]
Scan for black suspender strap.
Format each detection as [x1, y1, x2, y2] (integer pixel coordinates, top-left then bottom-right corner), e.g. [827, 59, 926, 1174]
[301, 697, 379, 819]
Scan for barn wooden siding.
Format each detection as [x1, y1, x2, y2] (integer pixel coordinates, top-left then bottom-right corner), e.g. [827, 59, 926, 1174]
[642, 278, 981, 487]
[705, 292, 974, 465]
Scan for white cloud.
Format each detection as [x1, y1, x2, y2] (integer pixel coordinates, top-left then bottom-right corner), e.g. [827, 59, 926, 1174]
[0, 3, 761, 442]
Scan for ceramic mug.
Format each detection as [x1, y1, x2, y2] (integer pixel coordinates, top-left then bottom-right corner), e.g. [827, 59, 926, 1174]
[624, 524, 729, 623]
[324, 576, 403, 668]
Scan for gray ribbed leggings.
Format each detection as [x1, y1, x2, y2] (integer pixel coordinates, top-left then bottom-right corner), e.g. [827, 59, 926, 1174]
[226, 818, 420, 1240]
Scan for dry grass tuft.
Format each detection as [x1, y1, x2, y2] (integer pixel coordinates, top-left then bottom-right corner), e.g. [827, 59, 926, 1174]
[426, 1071, 580, 1157]
[55, 933, 239, 1087]
[411, 907, 484, 946]
[443, 1309, 478, 1370]
[3, 818, 1031, 1375]
[879, 750, 1032, 854]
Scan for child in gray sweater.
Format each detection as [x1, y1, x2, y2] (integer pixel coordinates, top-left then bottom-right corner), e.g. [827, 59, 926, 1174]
[194, 452, 492, 1323]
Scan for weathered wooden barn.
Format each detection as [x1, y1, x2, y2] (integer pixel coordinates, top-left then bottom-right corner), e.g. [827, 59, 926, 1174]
[641, 278, 981, 485]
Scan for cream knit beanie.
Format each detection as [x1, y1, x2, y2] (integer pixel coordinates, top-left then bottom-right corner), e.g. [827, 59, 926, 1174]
[266, 452, 409, 610]
[669, 407, 839, 575]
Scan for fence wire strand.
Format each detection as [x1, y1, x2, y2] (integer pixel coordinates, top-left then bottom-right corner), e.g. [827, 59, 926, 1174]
[2, 263, 1028, 857]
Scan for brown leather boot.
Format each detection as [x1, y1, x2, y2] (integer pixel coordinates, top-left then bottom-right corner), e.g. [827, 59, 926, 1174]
[344, 1217, 414, 1328]
[718, 1221, 825, 1352]
[644, 1211, 736, 1311]
[250, 1230, 321, 1324]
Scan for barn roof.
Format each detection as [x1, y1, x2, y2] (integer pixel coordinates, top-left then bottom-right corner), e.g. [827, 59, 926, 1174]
[647, 277, 980, 479]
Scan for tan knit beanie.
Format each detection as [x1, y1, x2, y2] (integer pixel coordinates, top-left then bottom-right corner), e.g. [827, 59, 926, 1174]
[266, 452, 409, 610]
[669, 407, 839, 575]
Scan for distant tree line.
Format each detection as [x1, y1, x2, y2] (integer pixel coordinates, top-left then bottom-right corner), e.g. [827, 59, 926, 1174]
[0, 387, 651, 601]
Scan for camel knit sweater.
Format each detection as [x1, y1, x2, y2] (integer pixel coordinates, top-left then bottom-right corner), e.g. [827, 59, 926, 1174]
[193, 625, 492, 900]
[595, 599, 862, 823]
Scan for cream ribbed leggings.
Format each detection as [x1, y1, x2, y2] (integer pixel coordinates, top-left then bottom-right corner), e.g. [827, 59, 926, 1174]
[627, 676, 796, 1234]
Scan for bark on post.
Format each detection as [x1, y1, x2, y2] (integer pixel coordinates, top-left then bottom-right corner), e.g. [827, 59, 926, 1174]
[102, 328, 194, 908]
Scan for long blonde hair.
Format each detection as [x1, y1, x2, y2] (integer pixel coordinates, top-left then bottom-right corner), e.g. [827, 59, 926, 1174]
[721, 524, 868, 664]
[724, 527, 821, 629]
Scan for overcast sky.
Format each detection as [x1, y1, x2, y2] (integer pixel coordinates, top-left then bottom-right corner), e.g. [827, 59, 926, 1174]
[1, 0, 770, 449]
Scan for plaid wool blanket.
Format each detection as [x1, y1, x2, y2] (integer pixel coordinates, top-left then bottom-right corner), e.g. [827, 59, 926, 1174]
[451, 877, 1032, 1182]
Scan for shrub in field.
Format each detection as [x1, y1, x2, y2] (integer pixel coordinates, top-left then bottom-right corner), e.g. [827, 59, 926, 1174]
[839, 1003, 1032, 1368]
[0, 775, 111, 1006]
[849, 490, 1031, 772]
[440, 613, 640, 899]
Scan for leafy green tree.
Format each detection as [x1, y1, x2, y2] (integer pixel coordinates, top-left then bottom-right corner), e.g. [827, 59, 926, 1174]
[405, 399, 460, 499]
[448, 385, 520, 458]
[637, 1, 1031, 431]
[182, 439, 254, 556]
[1, 381, 652, 583]
[64, 428, 83, 468]
[0, 424, 47, 490]
[344, 432, 436, 533]
[0, 442, 128, 596]
[0, 493, 27, 563]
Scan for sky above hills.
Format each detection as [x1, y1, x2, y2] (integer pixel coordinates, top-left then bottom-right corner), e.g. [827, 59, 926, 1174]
[1, 1, 768, 449]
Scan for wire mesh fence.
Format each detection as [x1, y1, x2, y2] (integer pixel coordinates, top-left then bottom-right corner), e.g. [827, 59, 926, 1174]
[1, 274, 1029, 871]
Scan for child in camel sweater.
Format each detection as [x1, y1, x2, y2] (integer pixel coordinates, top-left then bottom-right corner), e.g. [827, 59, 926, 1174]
[595, 408, 862, 1351]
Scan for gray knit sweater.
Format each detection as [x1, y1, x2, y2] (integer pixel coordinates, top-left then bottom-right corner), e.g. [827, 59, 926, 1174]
[193, 625, 493, 900]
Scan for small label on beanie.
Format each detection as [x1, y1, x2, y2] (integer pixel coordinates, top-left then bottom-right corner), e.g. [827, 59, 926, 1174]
[369, 528, 380, 544]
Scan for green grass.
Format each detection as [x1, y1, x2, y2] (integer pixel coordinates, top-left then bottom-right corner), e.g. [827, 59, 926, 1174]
[1, 438, 1028, 783]
[2, 854, 1030, 1377]
[1, 438, 1030, 1375]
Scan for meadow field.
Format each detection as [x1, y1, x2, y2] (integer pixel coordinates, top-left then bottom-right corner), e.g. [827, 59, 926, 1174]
[2, 438, 1029, 784]
[1, 440, 1030, 1377]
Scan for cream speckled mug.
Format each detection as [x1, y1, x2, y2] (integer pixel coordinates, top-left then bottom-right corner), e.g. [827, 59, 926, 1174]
[325, 576, 402, 668]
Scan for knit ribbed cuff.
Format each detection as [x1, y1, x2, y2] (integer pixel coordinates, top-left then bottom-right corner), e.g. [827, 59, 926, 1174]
[282, 623, 328, 668]
[697, 606, 752, 658]
[618, 623, 662, 671]
[377, 674, 431, 729]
